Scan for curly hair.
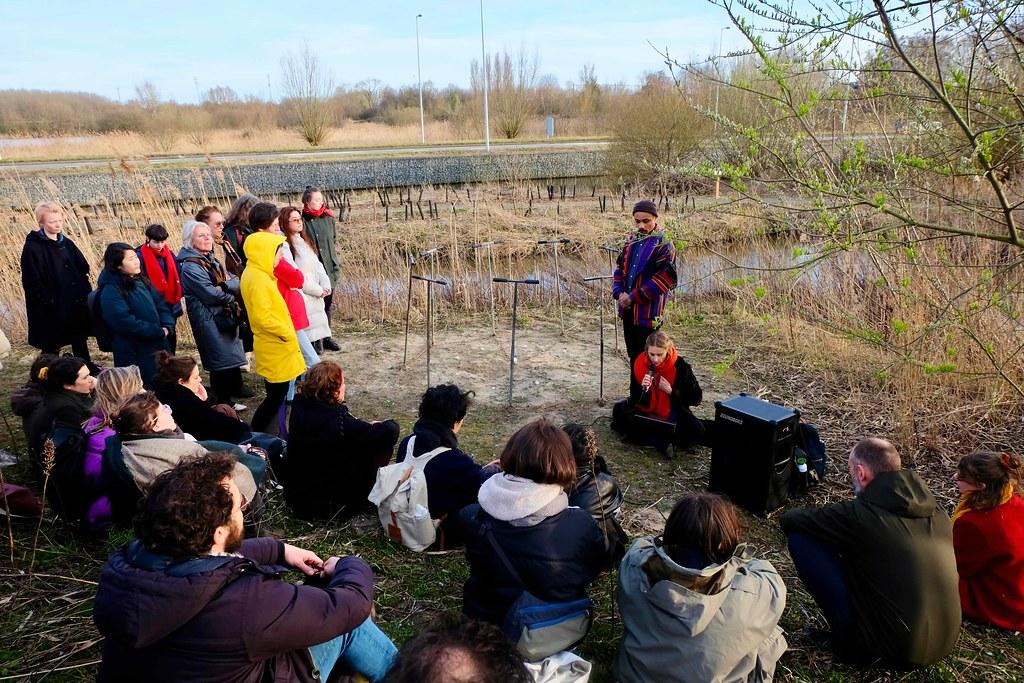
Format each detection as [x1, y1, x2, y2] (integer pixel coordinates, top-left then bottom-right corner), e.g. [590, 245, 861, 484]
[134, 452, 238, 558]
[418, 384, 474, 428]
[298, 361, 345, 404]
[381, 617, 531, 683]
[958, 450, 1022, 511]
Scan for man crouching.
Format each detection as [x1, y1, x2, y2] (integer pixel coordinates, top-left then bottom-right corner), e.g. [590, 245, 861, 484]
[93, 451, 397, 682]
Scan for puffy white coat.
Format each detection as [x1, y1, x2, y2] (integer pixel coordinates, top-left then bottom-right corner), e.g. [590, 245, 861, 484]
[290, 237, 332, 341]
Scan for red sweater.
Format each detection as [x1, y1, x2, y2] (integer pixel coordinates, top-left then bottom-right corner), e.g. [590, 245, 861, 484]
[273, 257, 309, 332]
[953, 494, 1024, 630]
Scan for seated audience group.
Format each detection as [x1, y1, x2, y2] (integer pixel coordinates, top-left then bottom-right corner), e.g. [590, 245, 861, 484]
[10, 201, 1023, 682]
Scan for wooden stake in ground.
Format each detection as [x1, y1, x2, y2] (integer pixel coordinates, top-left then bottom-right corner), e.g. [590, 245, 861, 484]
[583, 274, 614, 404]
[493, 277, 540, 406]
[601, 244, 620, 352]
[471, 241, 503, 336]
[537, 238, 570, 335]
[411, 274, 449, 388]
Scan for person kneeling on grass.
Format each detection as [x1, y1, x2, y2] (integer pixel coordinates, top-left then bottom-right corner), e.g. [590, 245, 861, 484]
[616, 492, 787, 683]
[93, 452, 397, 683]
[611, 330, 704, 455]
[780, 437, 961, 668]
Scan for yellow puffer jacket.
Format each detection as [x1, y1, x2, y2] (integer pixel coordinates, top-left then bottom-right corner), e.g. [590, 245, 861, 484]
[241, 232, 306, 384]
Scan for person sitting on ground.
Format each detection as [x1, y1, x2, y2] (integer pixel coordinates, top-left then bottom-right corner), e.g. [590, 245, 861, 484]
[563, 423, 627, 561]
[80, 366, 145, 531]
[459, 418, 610, 626]
[952, 450, 1024, 631]
[98, 242, 176, 385]
[616, 492, 787, 683]
[611, 330, 704, 454]
[397, 384, 499, 548]
[136, 223, 183, 354]
[286, 361, 400, 520]
[26, 356, 96, 479]
[780, 437, 961, 668]
[93, 452, 398, 682]
[381, 617, 531, 683]
[11, 352, 58, 443]
[103, 391, 256, 525]
[152, 351, 251, 444]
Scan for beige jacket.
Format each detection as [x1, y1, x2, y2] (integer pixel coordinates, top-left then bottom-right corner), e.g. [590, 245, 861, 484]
[616, 538, 787, 683]
[121, 435, 257, 502]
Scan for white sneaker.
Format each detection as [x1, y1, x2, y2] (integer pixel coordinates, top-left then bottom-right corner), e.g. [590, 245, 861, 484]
[233, 403, 248, 412]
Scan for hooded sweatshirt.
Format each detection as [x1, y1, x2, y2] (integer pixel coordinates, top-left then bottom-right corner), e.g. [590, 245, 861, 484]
[240, 232, 305, 384]
[780, 470, 961, 668]
[459, 474, 609, 623]
[93, 536, 375, 683]
[615, 539, 787, 683]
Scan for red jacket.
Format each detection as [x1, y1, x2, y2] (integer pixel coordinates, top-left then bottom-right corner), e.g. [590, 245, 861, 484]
[953, 494, 1024, 630]
[274, 257, 309, 332]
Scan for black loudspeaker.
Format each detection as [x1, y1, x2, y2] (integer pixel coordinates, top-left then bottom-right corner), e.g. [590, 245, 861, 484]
[709, 394, 799, 516]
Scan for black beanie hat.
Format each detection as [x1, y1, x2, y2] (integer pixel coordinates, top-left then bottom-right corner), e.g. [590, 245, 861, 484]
[632, 199, 658, 217]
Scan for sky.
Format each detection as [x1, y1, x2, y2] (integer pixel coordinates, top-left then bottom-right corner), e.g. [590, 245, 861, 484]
[1, 0, 744, 103]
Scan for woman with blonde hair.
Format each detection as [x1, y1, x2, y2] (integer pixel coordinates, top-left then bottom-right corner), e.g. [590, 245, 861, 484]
[78, 366, 145, 530]
[611, 330, 705, 456]
[953, 450, 1024, 630]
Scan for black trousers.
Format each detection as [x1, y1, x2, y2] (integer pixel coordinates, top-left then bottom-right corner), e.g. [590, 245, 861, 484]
[41, 334, 93, 366]
[252, 380, 289, 433]
[210, 367, 243, 404]
[324, 291, 334, 323]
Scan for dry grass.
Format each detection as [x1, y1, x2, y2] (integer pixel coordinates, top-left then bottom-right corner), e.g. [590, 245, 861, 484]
[0, 117, 604, 162]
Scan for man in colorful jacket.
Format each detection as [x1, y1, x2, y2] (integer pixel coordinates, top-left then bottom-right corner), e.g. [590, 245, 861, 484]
[612, 200, 678, 378]
[93, 451, 397, 682]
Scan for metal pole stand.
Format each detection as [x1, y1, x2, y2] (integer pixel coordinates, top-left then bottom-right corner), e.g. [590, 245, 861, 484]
[411, 274, 449, 388]
[493, 277, 540, 406]
[601, 244, 620, 352]
[402, 254, 417, 368]
[583, 274, 614, 404]
[538, 238, 570, 335]
[471, 240, 504, 336]
[420, 247, 442, 348]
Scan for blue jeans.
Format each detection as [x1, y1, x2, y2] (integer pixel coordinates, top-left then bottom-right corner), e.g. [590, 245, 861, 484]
[785, 530, 853, 634]
[308, 617, 397, 682]
[288, 329, 321, 401]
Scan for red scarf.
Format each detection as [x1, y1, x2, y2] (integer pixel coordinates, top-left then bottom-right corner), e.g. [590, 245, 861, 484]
[302, 204, 335, 219]
[139, 244, 182, 306]
[633, 347, 678, 420]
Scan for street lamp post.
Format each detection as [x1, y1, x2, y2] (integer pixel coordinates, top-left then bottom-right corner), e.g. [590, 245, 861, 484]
[479, 0, 490, 151]
[416, 13, 425, 144]
[714, 25, 730, 130]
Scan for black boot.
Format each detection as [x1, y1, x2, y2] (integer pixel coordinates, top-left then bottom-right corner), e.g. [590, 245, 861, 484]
[312, 339, 324, 353]
[322, 338, 341, 352]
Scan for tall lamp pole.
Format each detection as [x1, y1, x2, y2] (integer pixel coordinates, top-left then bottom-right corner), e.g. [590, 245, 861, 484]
[714, 25, 730, 130]
[416, 13, 425, 144]
[479, 0, 490, 151]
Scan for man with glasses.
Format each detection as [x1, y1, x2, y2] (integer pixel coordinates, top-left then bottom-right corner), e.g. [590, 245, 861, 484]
[94, 452, 397, 682]
[612, 200, 678, 373]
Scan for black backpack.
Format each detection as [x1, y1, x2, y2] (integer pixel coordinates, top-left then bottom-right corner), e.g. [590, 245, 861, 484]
[88, 285, 113, 352]
[791, 422, 827, 495]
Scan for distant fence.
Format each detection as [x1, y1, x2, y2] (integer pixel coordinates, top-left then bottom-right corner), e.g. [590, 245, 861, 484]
[0, 150, 606, 207]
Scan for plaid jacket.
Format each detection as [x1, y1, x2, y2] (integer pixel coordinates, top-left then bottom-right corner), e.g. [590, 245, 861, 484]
[612, 232, 677, 327]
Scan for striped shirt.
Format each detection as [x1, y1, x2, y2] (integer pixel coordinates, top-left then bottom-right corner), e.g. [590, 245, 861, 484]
[612, 232, 677, 327]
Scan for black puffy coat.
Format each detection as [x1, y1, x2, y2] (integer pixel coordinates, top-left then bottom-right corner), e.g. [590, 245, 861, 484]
[568, 458, 627, 561]
[20, 230, 92, 350]
[152, 381, 251, 444]
[286, 395, 399, 519]
[459, 503, 610, 624]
